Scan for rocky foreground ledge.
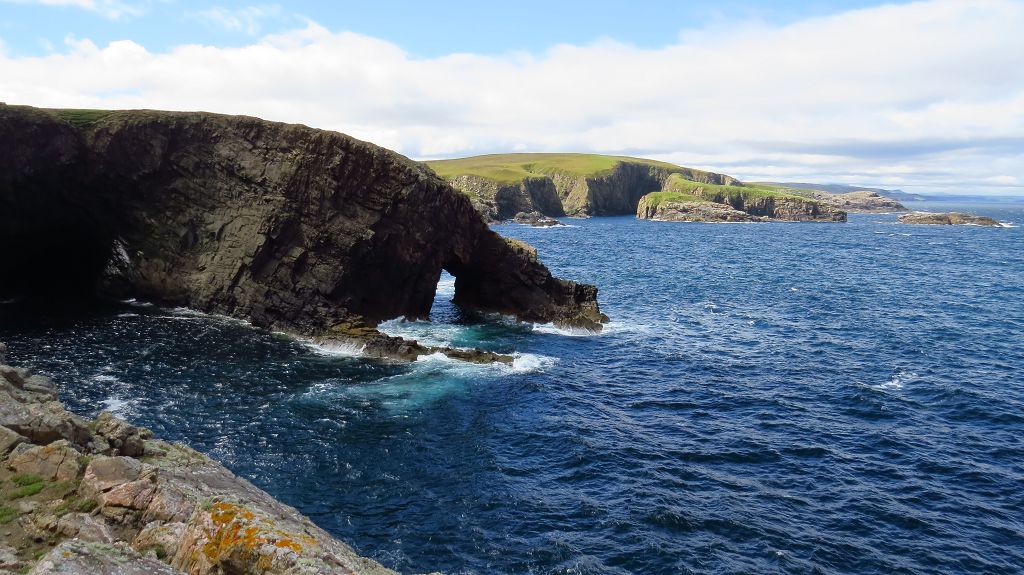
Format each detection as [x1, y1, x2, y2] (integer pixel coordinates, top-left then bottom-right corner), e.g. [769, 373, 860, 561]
[898, 212, 1002, 226]
[0, 346, 419, 575]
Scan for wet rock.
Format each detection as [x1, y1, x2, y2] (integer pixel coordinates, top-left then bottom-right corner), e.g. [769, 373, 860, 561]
[898, 212, 1001, 226]
[512, 211, 563, 227]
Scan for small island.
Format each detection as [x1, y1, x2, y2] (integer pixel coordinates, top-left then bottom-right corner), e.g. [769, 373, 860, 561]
[636, 176, 847, 223]
[898, 212, 1002, 226]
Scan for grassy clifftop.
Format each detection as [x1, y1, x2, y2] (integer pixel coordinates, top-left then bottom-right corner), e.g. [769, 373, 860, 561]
[426, 153, 681, 183]
[649, 174, 811, 208]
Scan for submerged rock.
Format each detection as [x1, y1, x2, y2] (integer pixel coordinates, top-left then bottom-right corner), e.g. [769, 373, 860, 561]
[0, 105, 607, 362]
[0, 354, 405, 575]
[898, 212, 1001, 226]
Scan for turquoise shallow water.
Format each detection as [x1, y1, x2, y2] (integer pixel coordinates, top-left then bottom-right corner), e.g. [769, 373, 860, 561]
[2, 204, 1023, 574]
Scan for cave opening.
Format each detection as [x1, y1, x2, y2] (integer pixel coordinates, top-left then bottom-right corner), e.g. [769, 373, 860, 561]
[0, 219, 115, 304]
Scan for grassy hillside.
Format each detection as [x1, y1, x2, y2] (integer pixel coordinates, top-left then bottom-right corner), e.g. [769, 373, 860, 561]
[652, 174, 811, 207]
[52, 108, 116, 128]
[426, 153, 682, 183]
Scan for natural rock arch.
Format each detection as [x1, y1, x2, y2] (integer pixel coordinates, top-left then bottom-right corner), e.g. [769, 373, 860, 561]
[0, 105, 606, 360]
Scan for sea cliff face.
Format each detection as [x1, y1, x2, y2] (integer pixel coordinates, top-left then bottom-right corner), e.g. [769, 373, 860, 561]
[635, 177, 847, 223]
[0, 105, 607, 359]
[432, 155, 739, 220]
[0, 352, 410, 575]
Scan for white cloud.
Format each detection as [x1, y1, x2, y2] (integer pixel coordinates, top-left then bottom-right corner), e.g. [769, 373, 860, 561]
[191, 5, 282, 35]
[0, 0, 1021, 194]
[1, 0, 145, 20]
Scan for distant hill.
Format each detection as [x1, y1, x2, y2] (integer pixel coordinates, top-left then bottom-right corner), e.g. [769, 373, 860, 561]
[425, 153, 741, 219]
[756, 182, 925, 202]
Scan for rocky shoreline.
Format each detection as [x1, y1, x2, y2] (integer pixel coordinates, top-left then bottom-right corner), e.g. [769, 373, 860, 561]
[0, 344, 421, 575]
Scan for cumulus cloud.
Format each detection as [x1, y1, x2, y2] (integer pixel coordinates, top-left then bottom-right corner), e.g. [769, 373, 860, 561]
[0, 0, 1021, 193]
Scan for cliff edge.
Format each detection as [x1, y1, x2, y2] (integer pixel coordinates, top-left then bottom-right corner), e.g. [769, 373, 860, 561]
[428, 153, 740, 219]
[0, 105, 607, 360]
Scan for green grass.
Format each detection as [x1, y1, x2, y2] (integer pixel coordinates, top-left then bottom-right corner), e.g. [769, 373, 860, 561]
[11, 473, 42, 487]
[426, 153, 682, 183]
[0, 503, 16, 524]
[10, 482, 44, 499]
[639, 190, 710, 209]
[53, 108, 115, 128]
[661, 174, 812, 203]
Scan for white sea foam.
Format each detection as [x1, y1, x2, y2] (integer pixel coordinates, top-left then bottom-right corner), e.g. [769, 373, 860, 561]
[874, 370, 917, 391]
[303, 339, 366, 357]
[99, 398, 129, 416]
[378, 318, 466, 347]
[90, 374, 120, 383]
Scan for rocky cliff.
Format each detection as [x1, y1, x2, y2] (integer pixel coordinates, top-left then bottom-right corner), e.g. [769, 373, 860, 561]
[0, 105, 607, 360]
[636, 176, 847, 223]
[762, 186, 908, 213]
[0, 352, 414, 575]
[428, 153, 739, 220]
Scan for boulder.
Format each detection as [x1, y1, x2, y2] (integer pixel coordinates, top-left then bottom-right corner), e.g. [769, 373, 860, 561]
[7, 440, 82, 482]
[93, 412, 152, 457]
[0, 425, 26, 455]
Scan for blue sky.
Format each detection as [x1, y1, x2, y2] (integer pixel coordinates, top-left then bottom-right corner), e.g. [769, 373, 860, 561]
[0, 0, 1021, 194]
[0, 1, 909, 57]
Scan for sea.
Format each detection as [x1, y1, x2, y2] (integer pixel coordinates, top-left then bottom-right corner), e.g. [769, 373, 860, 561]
[2, 202, 1022, 574]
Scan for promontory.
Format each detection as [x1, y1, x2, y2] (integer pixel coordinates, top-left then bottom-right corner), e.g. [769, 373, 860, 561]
[427, 153, 848, 223]
[0, 105, 608, 361]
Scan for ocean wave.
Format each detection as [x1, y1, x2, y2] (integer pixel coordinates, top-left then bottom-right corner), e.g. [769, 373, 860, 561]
[302, 339, 366, 357]
[874, 369, 918, 391]
[99, 397, 129, 416]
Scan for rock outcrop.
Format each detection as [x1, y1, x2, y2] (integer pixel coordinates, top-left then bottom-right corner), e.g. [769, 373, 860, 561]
[0, 105, 608, 361]
[429, 154, 739, 220]
[766, 187, 908, 213]
[898, 212, 1002, 226]
[636, 197, 765, 222]
[636, 175, 847, 223]
[511, 212, 563, 227]
[1, 355, 407, 575]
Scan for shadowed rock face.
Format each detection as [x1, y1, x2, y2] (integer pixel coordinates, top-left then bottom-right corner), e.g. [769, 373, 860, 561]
[0, 105, 607, 357]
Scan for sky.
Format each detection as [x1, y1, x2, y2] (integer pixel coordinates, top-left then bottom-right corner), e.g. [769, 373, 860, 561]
[1, 0, 1022, 195]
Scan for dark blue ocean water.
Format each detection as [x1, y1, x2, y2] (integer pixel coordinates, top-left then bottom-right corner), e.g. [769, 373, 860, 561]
[2, 204, 1024, 575]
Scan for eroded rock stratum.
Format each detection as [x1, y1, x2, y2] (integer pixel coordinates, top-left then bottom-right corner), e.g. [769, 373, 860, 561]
[0, 105, 607, 359]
